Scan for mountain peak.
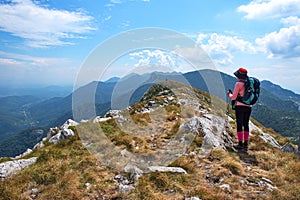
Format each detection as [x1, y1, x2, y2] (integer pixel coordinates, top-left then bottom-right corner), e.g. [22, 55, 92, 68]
[104, 77, 120, 83]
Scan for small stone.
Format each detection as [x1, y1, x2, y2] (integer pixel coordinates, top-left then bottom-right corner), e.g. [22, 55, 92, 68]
[185, 197, 201, 200]
[119, 183, 134, 194]
[31, 188, 38, 193]
[246, 166, 252, 171]
[261, 177, 273, 184]
[85, 182, 91, 189]
[219, 184, 232, 194]
[145, 166, 187, 174]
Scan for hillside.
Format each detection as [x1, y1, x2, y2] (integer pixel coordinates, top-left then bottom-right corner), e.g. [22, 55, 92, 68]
[0, 85, 72, 99]
[0, 81, 299, 200]
[261, 80, 300, 103]
[0, 95, 41, 140]
[1, 69, 300, 157]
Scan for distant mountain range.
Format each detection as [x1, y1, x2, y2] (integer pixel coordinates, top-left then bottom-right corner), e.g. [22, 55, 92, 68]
[261, 80, 300, 103]
[0, 69, 299, 157]
[0, 85, 73, 99]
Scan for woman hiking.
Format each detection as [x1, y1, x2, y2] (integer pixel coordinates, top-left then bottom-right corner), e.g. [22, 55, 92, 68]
[228, 67, 252, 150]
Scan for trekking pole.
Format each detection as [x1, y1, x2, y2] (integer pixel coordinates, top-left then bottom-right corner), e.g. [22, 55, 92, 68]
[225, 89, 232, 119]
[225, 90, 237, 152]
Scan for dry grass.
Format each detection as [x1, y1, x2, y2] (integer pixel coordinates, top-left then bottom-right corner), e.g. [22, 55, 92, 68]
[1, 144, 297, 200]
[208, 148, 244, 176]
[1, 81, 300, 200]
[0, 132, 119, 200]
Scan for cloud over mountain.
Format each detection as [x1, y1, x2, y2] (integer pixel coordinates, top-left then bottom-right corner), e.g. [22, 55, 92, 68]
[197, 33, 256, 66]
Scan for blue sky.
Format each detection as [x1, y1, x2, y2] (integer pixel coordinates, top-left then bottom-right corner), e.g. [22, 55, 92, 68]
[1, 0, 300, 93]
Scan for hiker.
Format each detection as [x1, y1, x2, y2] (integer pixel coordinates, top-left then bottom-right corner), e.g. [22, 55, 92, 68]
[227, 67, 252, 150]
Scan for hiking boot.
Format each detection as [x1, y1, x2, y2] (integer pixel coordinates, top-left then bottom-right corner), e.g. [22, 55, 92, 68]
[235, 141, 244, 150]
[244, 141, 248, 150]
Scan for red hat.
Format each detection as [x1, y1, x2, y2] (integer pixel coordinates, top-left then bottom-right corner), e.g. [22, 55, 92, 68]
[234, 67, 248, 79]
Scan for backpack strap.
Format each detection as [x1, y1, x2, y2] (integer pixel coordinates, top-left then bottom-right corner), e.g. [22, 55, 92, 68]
[236, 78, 248, 102]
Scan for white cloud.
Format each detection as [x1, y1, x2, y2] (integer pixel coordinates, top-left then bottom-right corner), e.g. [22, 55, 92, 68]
[197, 33, 256, 66]
[237, 0, 300, 58]
[129, 49, 177, 68]
[0, 0, 95, 48]
[0, 51, 70, 67]
[256, 16, 300, 58]
[281, 16, 300, 25]
[237, 0, 300, 19]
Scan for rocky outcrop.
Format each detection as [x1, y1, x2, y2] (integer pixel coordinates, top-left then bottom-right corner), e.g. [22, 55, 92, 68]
[115, 165, 187, 194]
[34, 119, 78, 149]
[198, 114, 234, 154]
[249, 121, 281, 149]
[0, 119, 78, 180]
[49, 128, 74, 145]
[14, 148, 33, 159]
[61, 119, 79, 129]
[0, 157, 37, 179]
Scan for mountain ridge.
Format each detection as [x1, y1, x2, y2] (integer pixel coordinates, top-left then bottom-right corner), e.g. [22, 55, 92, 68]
[0, 81, 299, 200]
[0, 69, 299, 157]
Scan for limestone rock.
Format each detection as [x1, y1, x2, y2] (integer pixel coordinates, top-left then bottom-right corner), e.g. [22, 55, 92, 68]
[114, 174, 135, 194]
[219, 184, 232, 194]
[118, 183, 135, 194]
[14, 148, 32, 159]
[124, 164, 143, 182]
[185, 197, 202, 200]
[0, 157, 37, 179]
[250, 122, 281, 149]
[197, 114, 234, 154]
[93, 116, 111, 123]
[49, 128, 74, 144]
[61, 119, 79, 129]
[179, 116, 202, 135]
[33, 119, 78, 150]
[144, 166, 187, 174]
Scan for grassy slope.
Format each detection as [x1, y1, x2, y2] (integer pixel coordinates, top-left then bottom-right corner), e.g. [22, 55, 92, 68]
[0, 82, 299, 200]
[1, 128, 299, 200]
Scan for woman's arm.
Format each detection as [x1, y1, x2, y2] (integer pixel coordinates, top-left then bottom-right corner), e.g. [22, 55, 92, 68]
[228, 82, 243, 100]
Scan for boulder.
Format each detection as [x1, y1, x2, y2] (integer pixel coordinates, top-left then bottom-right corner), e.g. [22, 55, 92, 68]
[49, 128, 74, 144]
[61, 119, 79, 129]
[0, 157, 37, 179]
